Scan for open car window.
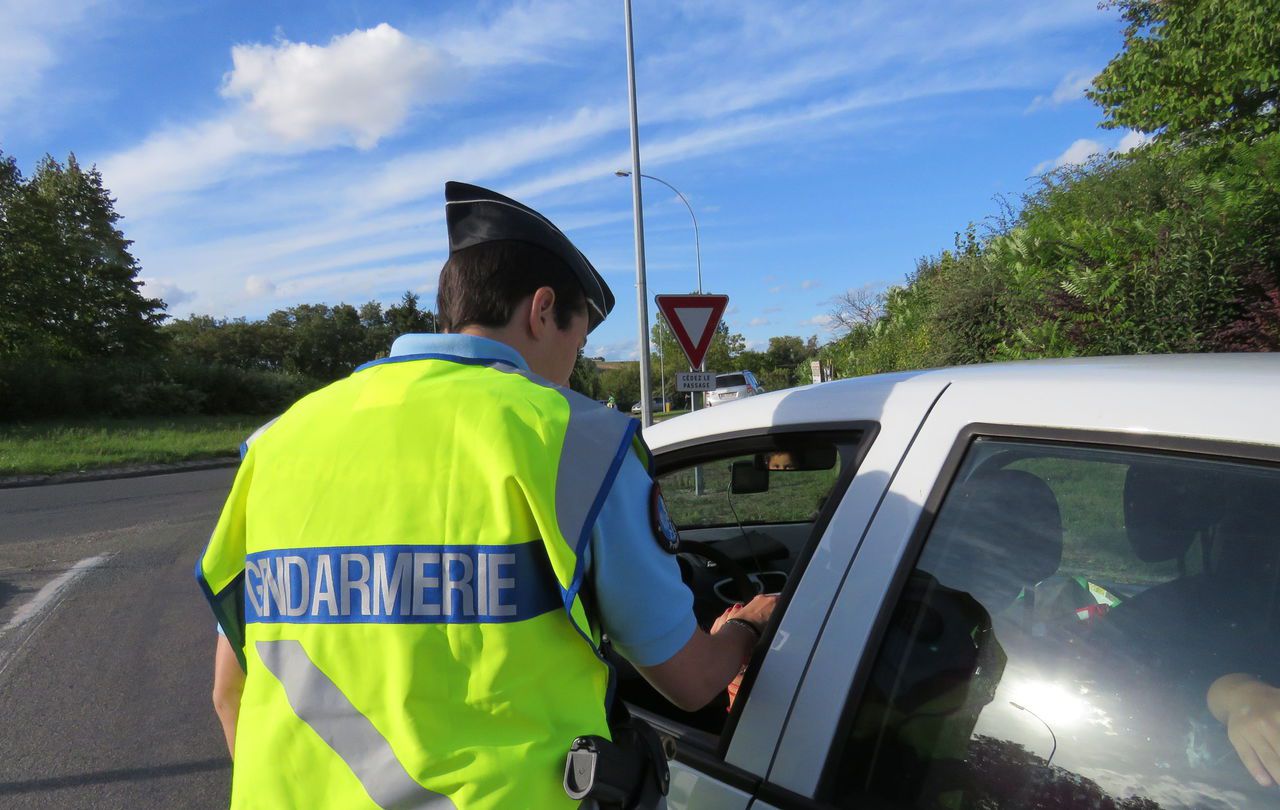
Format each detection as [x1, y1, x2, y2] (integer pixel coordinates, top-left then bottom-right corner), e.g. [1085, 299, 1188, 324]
[618, 432, 861, 751]
[661, 448, 842, 528]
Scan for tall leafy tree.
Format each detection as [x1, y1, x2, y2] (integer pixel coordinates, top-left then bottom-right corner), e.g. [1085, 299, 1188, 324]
[2, 154, 165, 358]
[1089, 0, 1280, 145]
[385, 290, 437, 337]
[568, 351, 601, 398]
[0, 151, 41, 355]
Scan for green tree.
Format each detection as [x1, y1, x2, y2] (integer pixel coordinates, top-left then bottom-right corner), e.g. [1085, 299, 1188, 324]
[569, 351, 601, 398]
[1, 153, 165, 359]
[164, 315, 290, 370]
[649, 319, 686, 403]
[1089, 0, 1280, 145]
[761, 336, 811, 389]
[385, 291, 437, 338]
[701, 321, 746, 375]
[266, 303, 369, 380]
[599, 363, 641, 409]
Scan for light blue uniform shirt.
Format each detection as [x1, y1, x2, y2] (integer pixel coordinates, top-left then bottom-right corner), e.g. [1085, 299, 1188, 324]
[220, 334, 695, 666]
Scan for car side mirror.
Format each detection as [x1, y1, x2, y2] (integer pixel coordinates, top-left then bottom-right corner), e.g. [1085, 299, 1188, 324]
[731, 459, 769, 494]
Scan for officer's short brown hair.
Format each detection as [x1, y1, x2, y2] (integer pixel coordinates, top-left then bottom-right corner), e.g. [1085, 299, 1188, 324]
[436, 240, 588, 333]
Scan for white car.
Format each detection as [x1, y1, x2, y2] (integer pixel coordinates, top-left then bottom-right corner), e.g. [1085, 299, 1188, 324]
[622, 354, 1280, 810]
[704, 371, 764, 407]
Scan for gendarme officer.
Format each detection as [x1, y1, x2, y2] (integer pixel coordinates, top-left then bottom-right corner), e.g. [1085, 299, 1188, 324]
[198, 181, 776, 809]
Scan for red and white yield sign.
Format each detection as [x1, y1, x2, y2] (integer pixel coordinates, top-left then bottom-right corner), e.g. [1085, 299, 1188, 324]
[655, 294, 729, 369]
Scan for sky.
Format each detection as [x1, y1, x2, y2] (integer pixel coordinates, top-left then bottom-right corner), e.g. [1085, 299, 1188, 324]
[0, 0, 1145, 360]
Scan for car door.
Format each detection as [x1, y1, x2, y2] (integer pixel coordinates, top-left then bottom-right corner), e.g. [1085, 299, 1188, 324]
[762, 363, 1280, 808]
[634, 372, 952, 809]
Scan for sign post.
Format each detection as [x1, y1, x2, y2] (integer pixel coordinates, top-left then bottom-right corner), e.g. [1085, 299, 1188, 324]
[656, 294, 728, 496]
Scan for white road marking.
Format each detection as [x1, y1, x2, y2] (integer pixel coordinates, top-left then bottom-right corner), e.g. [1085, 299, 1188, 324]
[3, 553, 112, 633]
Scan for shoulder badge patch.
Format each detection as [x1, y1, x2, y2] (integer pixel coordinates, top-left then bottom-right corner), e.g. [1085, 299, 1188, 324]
[649, 481, 681, 553]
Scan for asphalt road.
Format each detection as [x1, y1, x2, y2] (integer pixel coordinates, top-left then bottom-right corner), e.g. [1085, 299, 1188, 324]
[0, 468, 238, 809]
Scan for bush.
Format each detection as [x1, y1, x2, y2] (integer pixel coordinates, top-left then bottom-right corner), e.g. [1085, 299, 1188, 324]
[0, 355, 323, 420]
[167, 360, 319, 415]
[824, 134, 1280, 377]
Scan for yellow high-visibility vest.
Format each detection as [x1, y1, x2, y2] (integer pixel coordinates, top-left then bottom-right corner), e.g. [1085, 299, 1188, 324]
[197, 353, 645, 809]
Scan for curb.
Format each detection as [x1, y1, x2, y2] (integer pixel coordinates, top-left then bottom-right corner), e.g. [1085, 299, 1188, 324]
[0, 457, 240, 489]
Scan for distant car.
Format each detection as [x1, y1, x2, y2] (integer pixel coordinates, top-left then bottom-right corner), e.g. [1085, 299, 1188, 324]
[630, 398, 666, 415]
[623, 354, 1280, 809]
[704, 370, 764, 407]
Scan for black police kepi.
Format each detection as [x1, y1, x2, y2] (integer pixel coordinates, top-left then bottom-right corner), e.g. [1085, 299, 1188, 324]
[444, 181, 615, 332]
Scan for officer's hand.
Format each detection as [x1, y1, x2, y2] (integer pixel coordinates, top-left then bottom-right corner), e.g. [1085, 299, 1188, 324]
[711, 594, 779, 636]
[736, 593, 779, 630]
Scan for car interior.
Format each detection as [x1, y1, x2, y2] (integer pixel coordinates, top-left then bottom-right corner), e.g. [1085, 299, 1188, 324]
[836, 440, 1280, 808]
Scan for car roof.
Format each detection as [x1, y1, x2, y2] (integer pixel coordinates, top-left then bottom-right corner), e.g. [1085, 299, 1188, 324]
[646, 354, 1280, 452]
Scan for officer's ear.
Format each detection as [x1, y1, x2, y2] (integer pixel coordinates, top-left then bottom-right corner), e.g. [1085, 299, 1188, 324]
[526, 286, 557, 340]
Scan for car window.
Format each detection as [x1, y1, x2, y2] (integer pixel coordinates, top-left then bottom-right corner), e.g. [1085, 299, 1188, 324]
[715, 373, 746, 388]
[661, 452, 841, 528]
[829, 438, 1280, 809]
[619, 433, 858, 748]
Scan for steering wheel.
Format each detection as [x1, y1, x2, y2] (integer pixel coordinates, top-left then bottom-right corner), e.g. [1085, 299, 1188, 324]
[676, 539, 758, 605]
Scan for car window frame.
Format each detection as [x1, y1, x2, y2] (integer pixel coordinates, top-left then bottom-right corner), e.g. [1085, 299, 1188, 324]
[643, 421, 879, 785]
[815, 422, 1280, 806]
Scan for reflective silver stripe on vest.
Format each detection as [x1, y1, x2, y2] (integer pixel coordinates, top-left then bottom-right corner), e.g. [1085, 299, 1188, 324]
[488, 363, 637, 554]
[240, 416, 280, 459]
[256, 640, 457, 810]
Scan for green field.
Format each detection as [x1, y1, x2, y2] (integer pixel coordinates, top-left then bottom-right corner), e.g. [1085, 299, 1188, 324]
[0, 416, 263, 476]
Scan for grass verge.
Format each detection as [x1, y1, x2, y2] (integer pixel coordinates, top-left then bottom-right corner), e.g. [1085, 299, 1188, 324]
[0, 415, 264, 476]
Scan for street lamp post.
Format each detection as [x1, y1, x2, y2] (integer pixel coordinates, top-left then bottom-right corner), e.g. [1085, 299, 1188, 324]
[658, 323, 666, 412]
[614, 169, 706, 407]
[616, 169, 706, 494]
[622, 0, 653, 429]
[615, 171, 702, 295]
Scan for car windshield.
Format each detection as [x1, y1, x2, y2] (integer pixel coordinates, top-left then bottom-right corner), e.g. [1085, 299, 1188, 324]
[715, 373, 746, 387]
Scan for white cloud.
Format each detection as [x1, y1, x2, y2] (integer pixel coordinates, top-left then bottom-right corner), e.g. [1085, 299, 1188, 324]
[769, 285, 785, 294]
[100, 23, 452, 214]
[1032, 138, 1103, 174]
[100, 120, 252, 214]
[801, 279, 819, 290]
[762, 306, 783, 314]
[140, 277, 194, 307]
[357, 105, 620, 214]
[0, 0, 98, 120]
[221, 24, 447, 150]
[586, 340, 640, 361]
[805, 313, 837, 331]
[1032, 129, 1155, 174]
[1116, 129, 1154, 153]
[1027, 68, 1096, 111]
[445, 0, 611, 68]
[749, 317, 771, 327]
[245, 275, 277, 298]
